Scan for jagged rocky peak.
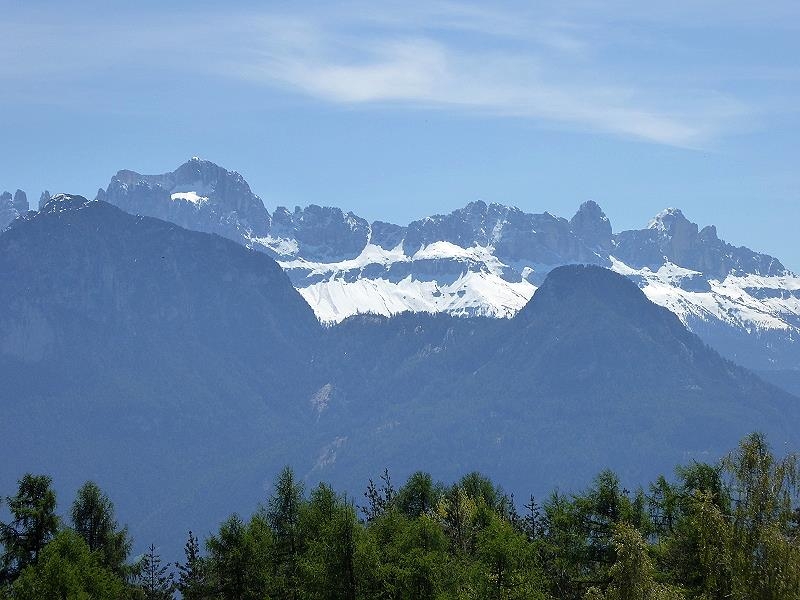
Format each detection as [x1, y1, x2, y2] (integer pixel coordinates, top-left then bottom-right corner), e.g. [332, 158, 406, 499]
[13, 189, 28, 211]
[570, 200, 612, 253]
[1, 189, 29, 211]
[1, 189, 31, 229]
[40, 193, 93, 214]
[403, 200, 518, 254]
[100, 157, 270, 242]
[647, 207, 700, 247]
[698, 224, 718, 243]
[267, 204, 370, 262]
[370, 221, 406, 250]
[171, 157, 260, 212]
[400, 200, 608, 266]
[39, 191, 51, 211]
[269, 205, 294, 234]
[614, 208, 786, 278]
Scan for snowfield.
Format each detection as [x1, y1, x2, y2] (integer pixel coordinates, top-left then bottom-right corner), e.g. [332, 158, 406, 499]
[273, 239, 800, 345]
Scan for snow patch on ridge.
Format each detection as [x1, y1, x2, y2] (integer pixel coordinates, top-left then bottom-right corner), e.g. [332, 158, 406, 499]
[279, 242, 407, 273]
[249, 235, 300, 257]
[170, 191, 208, 205]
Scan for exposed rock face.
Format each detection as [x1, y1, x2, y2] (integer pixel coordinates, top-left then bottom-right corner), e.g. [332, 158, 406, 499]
[266, 205, 370, 261]
[570, 200, 613, 255]
[614, 208, 785, 278]
[39, 191, 51, 211]
[0, 189, 30, 229]
[371, 221, 406, 250]
[13, 190, 28, 212]
[401, 200, 605, 267]
[0, 192, 14, 229]
[99, 157, 270, 244]
[403, 200, 501, 252]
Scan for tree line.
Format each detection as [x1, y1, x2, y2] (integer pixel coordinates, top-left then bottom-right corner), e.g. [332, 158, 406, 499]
[1, 432, 799, 599]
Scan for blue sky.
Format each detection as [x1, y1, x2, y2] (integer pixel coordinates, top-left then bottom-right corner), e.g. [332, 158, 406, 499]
[2, 1, 799, 267]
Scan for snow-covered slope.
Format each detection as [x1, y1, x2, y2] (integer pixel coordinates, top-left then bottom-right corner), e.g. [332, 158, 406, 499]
[610, 259, 800, 333]
[85, 158, 800, 370]
[278, 241, 537, 322]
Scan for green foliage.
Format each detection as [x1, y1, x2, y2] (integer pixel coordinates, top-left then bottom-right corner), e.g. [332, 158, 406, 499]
[136, 544, 174, 600]
[395, 472, 441, 519]
[652, 433, 800, 600]
[298, 483, 358, 600]
[267, 466, 305, 598]
[205, 513, 272, 600]
[175, 530, 208, 600]
[583, 523, 686, 600]
[538, 470, 651, 599]
[0, 474, 59, 582]
[70, 481, 132, 578]
[2, 434, 800, 600]
[724, 432, 800, 599]
[474, 516, 547, 599]
[363, 508, 452, 598]
[362, 468, 395, 523]
[459, 472, 503, 511]
[10, 529, 125, 600]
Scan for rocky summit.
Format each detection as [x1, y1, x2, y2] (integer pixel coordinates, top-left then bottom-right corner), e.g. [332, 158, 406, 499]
[0, 189, 29, 229]
[97, 156, 271, 243]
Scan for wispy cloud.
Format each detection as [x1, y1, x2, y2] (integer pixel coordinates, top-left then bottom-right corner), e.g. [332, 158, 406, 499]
[216, 5, 746, 147]
[0, 1, 778, 147]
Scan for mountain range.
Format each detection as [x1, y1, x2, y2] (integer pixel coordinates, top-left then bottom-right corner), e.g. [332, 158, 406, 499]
[81, 157, 800, 371]
[0, 190, 797, 558]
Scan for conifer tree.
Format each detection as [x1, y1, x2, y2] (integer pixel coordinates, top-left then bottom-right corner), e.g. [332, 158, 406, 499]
[0, 474, 59, 582]
[138, 543, 174, 600]
[70, 481, 132, 578]
[10, 530, 125, 600]
[267, 467, 304, 598]
[205, 513, 272, 600]
[395, 472, 439, 519]
[362, 468, 395, 522]
[176, 530, 207, 600]
[600, 523, 684, 600]
[724, 432, 800, 598]
[300, 484, 358, 600]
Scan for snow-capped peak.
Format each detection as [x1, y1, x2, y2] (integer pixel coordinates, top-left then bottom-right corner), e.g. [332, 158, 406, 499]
[647, 207, 686, 232]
